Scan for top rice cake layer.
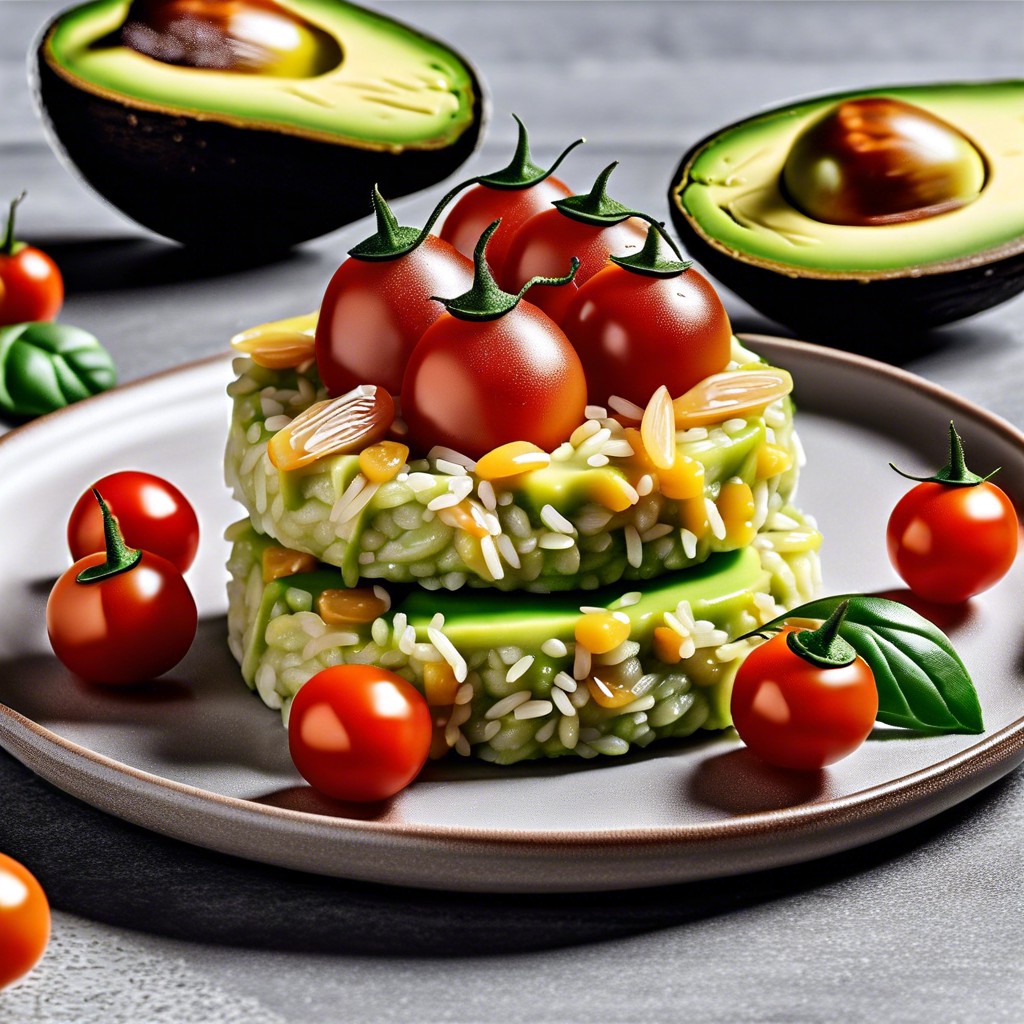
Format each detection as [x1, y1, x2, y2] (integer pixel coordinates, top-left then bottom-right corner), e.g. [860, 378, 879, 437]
[225, 337, 812, 594]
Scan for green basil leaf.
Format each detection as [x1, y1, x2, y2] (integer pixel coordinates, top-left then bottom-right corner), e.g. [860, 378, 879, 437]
[0, 321, 117, 418]
[756, 594, 983, 734]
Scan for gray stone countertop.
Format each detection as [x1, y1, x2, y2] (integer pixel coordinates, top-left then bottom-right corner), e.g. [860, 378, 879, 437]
[1, 1, 1023, 1021]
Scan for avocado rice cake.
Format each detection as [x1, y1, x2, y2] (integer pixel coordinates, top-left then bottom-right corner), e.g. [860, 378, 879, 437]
[224, 331, 822, 763]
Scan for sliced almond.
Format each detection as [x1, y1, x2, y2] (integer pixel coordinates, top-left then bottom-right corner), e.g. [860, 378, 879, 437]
[672, 369, 793, 428]
[268, 384, 395, 471]
[231, 311, 317, 369]
[640, 385, 676, 470]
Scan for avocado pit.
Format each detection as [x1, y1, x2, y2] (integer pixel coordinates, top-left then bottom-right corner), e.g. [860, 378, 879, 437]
[781, 97, 986, 227]
[121, 0, 341, 77]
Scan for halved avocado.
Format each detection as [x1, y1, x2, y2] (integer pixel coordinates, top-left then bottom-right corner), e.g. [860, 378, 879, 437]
[33, 0, 484, 251]
[668, 82, 1024, 347]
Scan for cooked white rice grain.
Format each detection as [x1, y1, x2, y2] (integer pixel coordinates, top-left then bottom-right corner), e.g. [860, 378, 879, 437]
[514, 700, 553, 721]
[625, 524, 642, 568]
[427, 626, 468, 682]
[553, 671, 577, 692]
[506, 655, 535, 683]
[486, 691, 532, 719]
[552, 688, 576, 717]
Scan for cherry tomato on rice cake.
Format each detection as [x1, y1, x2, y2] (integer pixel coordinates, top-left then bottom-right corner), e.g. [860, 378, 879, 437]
[288, 664, 432, 802]
[560, 223, 733, 408]
[0, 851, 50, 989]
[401, 221, 587, 461]
[501, 162, 648, 324]
[315, 187, 472, 397]
[887, 421, 1019, 603]
[47, 490, 197, 685]
[67, 470, 199, 573]
[439, 114, 582, 282]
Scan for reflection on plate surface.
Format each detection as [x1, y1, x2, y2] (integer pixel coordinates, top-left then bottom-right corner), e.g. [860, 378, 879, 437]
[1, 338, 1023, 892]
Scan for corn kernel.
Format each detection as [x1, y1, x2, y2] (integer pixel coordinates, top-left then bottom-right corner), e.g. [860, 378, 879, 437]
[231, 311, 317, 369]
[587, 469, 638, 512]
[262, 545, 318, 583]
[476, 441, 550, 480]
[317, 587, 388, 625]
[440, 500, 490, 538]
[575, 611, 630, 654]
[718, 480, 756, 546]
[756, 443, 793, 479]
[587, 674, 637, 709]
[680, 496, 710, 537]
[622, 427, 656, 472]
[653, 626, 684, 664]
[423, 661, 460, 707]
[659, 455, 705, 500]
[359, 441, 409, 483]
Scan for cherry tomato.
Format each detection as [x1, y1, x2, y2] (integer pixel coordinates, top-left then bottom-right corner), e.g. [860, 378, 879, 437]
[560, 260, 733, 408]
[48, 492, 197, 684]
[0, 193, 63, 326]
[887, 480, 1019, 604]
[400, 301, 588, 460]
[288, 665, 432, 802]
[0, 852, 51, 989]
[315, 235, 472, 397]
[731, 627, 878, 771]
[501, 209, 647, 324]
[440, 176, 573, 286]
[67, 470, 200, 573]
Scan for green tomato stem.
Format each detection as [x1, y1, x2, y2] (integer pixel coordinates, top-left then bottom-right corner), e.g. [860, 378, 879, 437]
[2, 192, 25, 257]
[76, 489, 142, 584]
[477, 114, 585, 190]
[786, 600, 857, 668]
[890, 420, 998, 487]
[431, 219, 578, 321]
[610, 222, 693, 278]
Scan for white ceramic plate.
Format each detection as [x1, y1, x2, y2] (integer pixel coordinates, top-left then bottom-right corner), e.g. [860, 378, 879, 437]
[1, 337, 1023, 893]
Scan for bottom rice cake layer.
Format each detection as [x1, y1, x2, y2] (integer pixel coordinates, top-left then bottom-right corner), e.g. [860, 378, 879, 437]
[226, 513, 822, 765]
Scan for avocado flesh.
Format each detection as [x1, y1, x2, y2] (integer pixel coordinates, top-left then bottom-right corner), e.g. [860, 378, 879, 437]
[676, 82, 1024, 275]
[45, 0, 477, 147]
[241, 545, 767, 682]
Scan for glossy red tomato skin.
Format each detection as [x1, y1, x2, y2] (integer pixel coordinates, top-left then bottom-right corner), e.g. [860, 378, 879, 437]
[67, 471, 200, 574]
[0, 852, 51, 989]
[500, 210, 648, 324]
[400, 302, 588, 460]
[0, 246, 63, 325]
[288, 665, 432, 802]
[560, 262, 733, 407]
[730, 629, 878, 771]
[886, 481, 1019, 604]
[315, 238, 473, 397]
[46, 550, 198, 685]
[439, 177, 573, 283]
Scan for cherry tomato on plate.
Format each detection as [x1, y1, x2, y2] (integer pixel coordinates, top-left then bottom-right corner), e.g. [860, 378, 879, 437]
[67, 470, 199, 573]
[440, 114, 580, 283]
[730, 608, 878, 771]
[288, 665, 432, 802]
[0, 192, 63, 326]
[401, 221, 587, 460]
[501, 162, 647, 324]
[561, 224, 732, 408]
[0, 852, 51, 989]
[315, 188, 472, 397]
[47, 490, 197, 685]
[887, 422, 1019, 604]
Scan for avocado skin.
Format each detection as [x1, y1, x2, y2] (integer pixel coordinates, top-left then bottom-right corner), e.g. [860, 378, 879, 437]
[668, 87, 1024, 350]
[33, 17, 484, 252]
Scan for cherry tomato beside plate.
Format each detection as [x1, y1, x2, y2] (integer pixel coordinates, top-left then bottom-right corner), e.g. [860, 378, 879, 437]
[315, 188, 472, 397]
[0, 852, 51, 990]
[0, 193, 63, 326]
[730, 611, 878, 771]
[887, 423, 1019, 604]
[67, 470, 199, 573]
[47, 491, 197, 685]
[288, 665, 432, 802]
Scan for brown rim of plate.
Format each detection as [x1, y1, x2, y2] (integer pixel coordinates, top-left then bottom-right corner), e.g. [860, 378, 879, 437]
[1, 337, 1023, 849]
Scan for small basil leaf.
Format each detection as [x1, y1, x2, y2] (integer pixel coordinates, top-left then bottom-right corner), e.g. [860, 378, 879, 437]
[0, 321, 117, 418]
[756, 594, 983, 734]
